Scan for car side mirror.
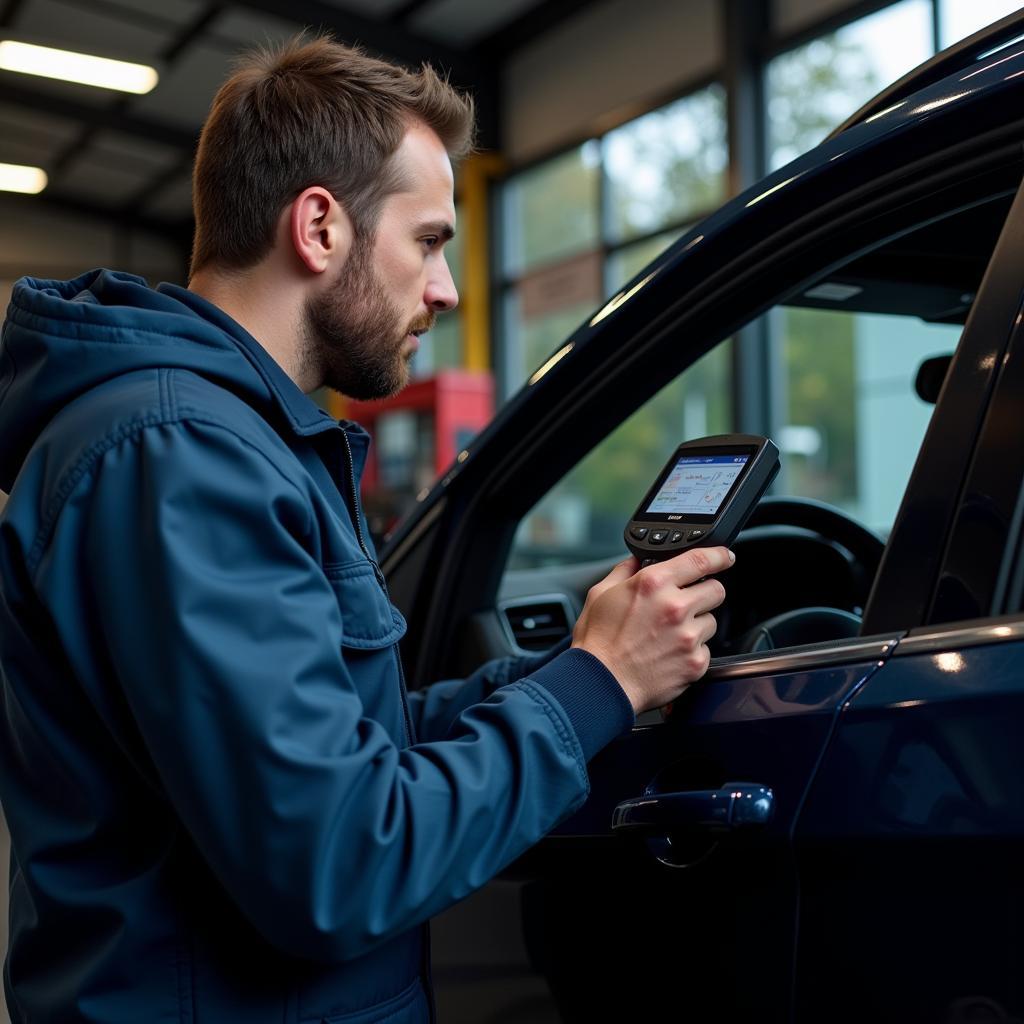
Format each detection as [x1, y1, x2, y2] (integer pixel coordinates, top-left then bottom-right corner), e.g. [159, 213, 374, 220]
[915, 354, 952, 404]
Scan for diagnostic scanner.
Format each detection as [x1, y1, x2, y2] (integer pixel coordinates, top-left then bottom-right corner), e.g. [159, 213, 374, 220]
[624, 434, 780, 564]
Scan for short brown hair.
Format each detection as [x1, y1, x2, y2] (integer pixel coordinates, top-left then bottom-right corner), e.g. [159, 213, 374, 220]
[190, 35, 475, 276]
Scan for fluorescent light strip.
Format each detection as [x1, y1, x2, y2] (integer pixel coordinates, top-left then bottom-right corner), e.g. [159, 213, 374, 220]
[0, 40, 158, 94]
[0, 162, 47, 194]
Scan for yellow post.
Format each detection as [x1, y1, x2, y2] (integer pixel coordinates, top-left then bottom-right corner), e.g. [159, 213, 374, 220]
[459, 151, 504, 372]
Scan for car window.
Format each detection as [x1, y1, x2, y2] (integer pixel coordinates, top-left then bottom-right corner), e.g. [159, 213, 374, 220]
[775, 306, 960, 534]
[506, 180, 1010, 572]
[509, 304, 957, 570]
[509, 341, 732, 569]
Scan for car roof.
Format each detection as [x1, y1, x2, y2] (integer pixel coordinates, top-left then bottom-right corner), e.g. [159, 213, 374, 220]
[829, 7, 1024, 138]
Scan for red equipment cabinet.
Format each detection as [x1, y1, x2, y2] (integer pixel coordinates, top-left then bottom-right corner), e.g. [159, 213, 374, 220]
[344, 370, 494, 538]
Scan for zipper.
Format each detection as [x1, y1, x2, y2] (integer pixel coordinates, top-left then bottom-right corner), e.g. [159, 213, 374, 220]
[338, 428, 416, 748]
[338, 429, 379, 582]
[338, 428, 433, 1016]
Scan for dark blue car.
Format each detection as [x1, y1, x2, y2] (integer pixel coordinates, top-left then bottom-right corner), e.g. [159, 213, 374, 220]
[382, 12, 1024, 1022]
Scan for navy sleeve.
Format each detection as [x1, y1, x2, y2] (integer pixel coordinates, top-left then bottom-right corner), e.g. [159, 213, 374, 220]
[48, 416, 633, 963]
[409, 640, 634, 759]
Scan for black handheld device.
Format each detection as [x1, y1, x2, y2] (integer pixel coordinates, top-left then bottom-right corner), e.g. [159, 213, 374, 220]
[624, 433, 780, 563]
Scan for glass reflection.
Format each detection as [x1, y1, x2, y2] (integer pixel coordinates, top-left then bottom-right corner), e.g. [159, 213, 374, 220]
[934, 652, 966, 674]
[940, 0, 1024, 48]
[603, 85, 727, 244]
[767, 0, 933, 170]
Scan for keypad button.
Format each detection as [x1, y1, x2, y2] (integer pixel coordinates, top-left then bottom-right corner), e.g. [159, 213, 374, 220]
[649, 530, 668, 545]
[669, 531, 684, 543]
[629, 526, 649, 540]
[687, 528, 706, 542]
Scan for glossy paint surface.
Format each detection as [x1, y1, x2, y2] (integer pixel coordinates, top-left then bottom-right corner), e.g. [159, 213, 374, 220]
[795, 637, 1024, 1022]
[528, 659, 884, 1021]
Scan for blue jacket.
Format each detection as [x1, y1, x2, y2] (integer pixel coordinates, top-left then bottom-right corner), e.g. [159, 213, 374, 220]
[0, 270, 634, 1023]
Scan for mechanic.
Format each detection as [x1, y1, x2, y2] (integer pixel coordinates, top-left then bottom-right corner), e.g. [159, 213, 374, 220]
[0, 35, 732, 1023]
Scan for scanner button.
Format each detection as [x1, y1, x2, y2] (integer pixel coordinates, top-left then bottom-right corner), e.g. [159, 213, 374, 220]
[630, 527, 649, 540]
[669, 531, 684, 544]
[649, 530, 668, 545]
[687, 528, 707, 542]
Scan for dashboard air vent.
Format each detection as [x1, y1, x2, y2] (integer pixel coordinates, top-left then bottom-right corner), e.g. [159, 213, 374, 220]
[501, 596, 573, 653]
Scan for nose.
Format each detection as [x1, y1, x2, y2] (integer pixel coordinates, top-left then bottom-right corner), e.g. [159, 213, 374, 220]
[425, 255, 458, 312]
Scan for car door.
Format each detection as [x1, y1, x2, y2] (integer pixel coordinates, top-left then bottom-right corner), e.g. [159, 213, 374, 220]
[792, 194, 1024, 1023]
[382, 75, 1024, 1022]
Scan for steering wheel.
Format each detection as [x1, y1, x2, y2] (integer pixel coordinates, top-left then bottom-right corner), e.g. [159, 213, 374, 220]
[732, 497, 886, 654]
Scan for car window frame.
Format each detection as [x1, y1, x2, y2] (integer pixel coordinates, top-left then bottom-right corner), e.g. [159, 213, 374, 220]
[384, 133, 1024, 688]
[922, 247, 1024, 624]
[861, 165, 1024, 633]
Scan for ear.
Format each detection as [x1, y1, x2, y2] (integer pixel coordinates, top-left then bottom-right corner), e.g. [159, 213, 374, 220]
[288, 186, 354, 275]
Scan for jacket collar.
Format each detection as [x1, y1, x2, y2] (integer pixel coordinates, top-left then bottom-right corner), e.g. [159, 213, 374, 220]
[157, 282, 343, 440]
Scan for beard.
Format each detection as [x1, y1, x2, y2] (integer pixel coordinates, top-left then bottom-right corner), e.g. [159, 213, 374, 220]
[301, 235, 434, 400]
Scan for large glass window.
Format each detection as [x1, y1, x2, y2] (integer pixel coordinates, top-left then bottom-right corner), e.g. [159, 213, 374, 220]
[767, 0, 934, 170]
[502, 251, 603, 390]
[604, 86, 727, 245]
[939, 0, 1023, 47]
[500, 84, 728, 398]
[501, 143, 602, 277]
[763, 0, 962, 536]
[607, 229, 688, 292]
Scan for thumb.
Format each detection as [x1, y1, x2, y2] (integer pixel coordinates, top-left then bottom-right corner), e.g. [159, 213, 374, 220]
[596, 555, 640, 592]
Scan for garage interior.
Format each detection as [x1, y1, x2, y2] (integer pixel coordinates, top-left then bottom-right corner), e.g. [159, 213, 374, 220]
[0, 0, 1020, 1020]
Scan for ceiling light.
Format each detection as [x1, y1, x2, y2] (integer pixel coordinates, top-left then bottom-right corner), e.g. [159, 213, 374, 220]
[0, 162, 47, 194]
[0, 40, 158, 94]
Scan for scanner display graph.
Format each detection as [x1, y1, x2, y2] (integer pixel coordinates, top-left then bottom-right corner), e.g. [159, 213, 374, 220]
[647, 455, 749, 515]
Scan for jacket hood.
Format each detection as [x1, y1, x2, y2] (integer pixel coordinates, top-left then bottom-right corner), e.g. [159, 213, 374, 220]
[0, 269, 337, 493]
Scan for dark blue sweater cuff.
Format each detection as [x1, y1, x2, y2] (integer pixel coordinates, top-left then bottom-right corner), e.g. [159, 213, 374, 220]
[525, 648, 635, 762]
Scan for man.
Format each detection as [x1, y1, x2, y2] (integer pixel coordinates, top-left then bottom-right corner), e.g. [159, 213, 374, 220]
[0, 36, 730, 1023]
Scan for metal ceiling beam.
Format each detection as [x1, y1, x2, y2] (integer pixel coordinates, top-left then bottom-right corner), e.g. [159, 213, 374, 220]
[476, 0, 597, 60]
[0, 0, 502, 202]
[0, 189, 192, 248]
[34, 0, 179, 34]
[163, 3, 225, 63]
[0, 79, 197, 153]
[0, 0, 26, 29]
[48, 3, 222, 184]
[390, 0, 433, 22]
[124, 154, 192, 220]
[230, 0, 501, 148]
[229, 0, 478, 80]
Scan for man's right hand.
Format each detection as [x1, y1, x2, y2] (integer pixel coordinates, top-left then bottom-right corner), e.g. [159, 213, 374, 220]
[571, 546, 733, 715]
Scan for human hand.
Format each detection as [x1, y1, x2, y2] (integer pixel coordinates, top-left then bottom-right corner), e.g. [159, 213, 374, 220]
[571, 546, 733, 714]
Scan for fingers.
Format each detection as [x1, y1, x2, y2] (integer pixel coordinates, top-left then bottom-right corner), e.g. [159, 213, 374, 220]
[605, 555, 640, 584]
[681, 577, 728, 617]
[679, 614, 716, 682]
[590, 556, 640, 598]
[677, 612, 717, 660]
[695, 611, 718, 646]
[657, 545, 734, 587]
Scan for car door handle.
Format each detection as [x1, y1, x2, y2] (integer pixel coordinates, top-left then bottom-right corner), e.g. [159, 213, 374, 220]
[611, 782, 774, 836]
